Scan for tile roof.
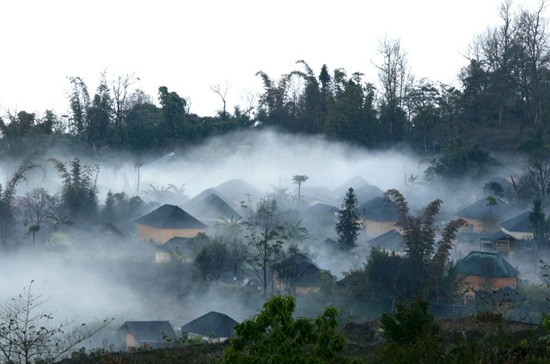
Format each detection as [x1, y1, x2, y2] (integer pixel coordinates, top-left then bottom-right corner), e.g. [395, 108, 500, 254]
[456, 251, 518, 278]
[358, 197, 399, 221]
[455, 198, 514, 221]
[367, 229, 403, 251]
[181, 311, 239, 338]
[135, 204, 207, 229]
[500, 211, 532, 233]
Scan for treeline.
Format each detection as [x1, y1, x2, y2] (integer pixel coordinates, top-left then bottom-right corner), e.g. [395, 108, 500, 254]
[2, 2, 550, 156]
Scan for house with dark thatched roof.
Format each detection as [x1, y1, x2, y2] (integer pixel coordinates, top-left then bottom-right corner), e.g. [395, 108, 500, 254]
[273, 253, 324, 294]
[358, 197, 400, 238]
[185, 192, 241, 226]
[500, 211, 533, 240]
[366, 229, 404, 253]
[480, 230, 519, 256]
[332, 176, 369, 197]
[455, 251, 519, 299]
[214, 179, 262, 207]
[117, 321, 177, 349]
[181, 311, 239, 340]
[135, 204, 207, 244]
[304, 203, 338, 225]
[155, 236, 199, 263]
[349, 183, 384, 206]
[455, 198, 515, 233]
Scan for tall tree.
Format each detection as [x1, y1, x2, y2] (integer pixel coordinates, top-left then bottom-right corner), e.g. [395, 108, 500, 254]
[384, 189, 466, 302]
[111, 73, 139, 129]
[326, 70, 377, 146]
[23, 188, 55, 229]
[376, 37, 411, 143]
[67, 76, 90, 139]
[0, 162, 35, 246]
[255, 71, 292, 129]
[194, 238, 229, 289]
[519, 148, 550, 206]
[292, 174, 308, 206]
[529, 199, 548, 244]
[335, 187, 362, 250]
[516, 1, 550, 126]
[86, 75, 113, 147]
[242, 197, 286, 296]
[158, 86, 188, 140]
[216, 216, 248, 278]
[49, 158, 99, 223]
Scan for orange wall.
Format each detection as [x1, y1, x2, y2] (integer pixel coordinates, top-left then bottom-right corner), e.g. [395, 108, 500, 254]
[136, 224, 204, 244]
[461, 217, 483, 233]
[364, 220, 397, 238]
[126, 333, 136, 348]
[459, 274, 518, 298]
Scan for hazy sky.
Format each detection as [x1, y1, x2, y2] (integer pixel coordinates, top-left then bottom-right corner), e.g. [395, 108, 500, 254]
[0, 0, 543, 117]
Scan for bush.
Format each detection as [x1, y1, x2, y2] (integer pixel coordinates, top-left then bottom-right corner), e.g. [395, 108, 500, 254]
[223, 295, 347, 363]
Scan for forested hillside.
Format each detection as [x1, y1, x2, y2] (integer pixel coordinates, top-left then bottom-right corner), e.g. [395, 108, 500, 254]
[2, 3, 550, 158]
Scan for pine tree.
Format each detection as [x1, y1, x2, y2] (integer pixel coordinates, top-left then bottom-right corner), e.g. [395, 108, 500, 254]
[335, 187, 362, 249]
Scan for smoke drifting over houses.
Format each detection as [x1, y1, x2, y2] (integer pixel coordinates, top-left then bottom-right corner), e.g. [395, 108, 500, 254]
[0, 128, 536, 355]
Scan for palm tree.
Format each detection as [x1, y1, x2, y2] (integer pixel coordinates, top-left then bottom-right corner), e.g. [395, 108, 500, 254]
[28, 224, 40, 244]
[46, 212, 74, 231]
[292, 175, 308, 206]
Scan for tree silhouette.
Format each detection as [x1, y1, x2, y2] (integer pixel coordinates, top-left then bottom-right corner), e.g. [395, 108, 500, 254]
[335, 187, 362, 250]
[292, 175, 308, 206]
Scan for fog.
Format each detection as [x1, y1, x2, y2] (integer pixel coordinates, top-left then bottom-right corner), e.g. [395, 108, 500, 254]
[0, 128, 530, 351]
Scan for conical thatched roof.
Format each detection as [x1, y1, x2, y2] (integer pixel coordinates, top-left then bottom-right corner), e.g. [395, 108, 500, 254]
[135, 204, 207, 229]
[181, 311, 239, 338]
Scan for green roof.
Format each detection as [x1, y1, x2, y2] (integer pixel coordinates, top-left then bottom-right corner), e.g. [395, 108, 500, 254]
[456, 251, 518, 278]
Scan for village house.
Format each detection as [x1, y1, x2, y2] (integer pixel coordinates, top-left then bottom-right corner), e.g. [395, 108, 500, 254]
[366, 229, 404, 253]
[214, 179, 262, 208]
[185, 191, 241, 226]
[358, 197, 400, 238]
[273, 253, 323, 294]
[154, 236, 197, 264]
[455, 251, 519, 300]
[304, 203, 338, 225]
[500, 211, 533, 240]
[350, 183, 384, 206]
[134, 204, 207, 244]
[455, 197, 515, 233]
[117, 321, 177, 349]
[480, 230, 519, 257]
[181, 311, 239, 341]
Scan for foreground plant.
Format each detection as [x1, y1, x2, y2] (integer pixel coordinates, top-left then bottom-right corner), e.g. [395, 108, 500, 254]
[223, 295, 346, 363]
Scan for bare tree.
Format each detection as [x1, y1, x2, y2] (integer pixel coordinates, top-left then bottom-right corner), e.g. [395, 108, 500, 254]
[517, 1, 550, 125]
[520, 151, 550, 206]
[0, 281, 111, 364]
[23, 188, 55, 227]
[211, 83, 230, 119]
[111, 73, 139, 127]
[375, 37, 411, 109]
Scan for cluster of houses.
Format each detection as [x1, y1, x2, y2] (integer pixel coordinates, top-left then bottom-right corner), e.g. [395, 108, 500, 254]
[108, 174, 538, 348]
[118, 311, 239, 349]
